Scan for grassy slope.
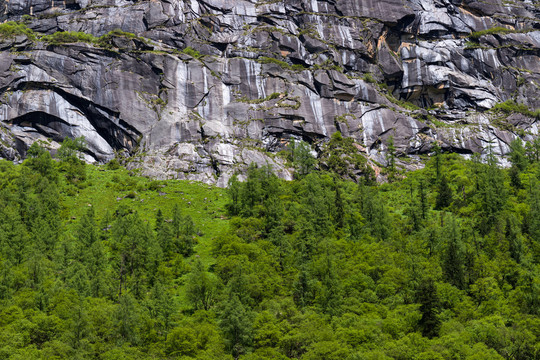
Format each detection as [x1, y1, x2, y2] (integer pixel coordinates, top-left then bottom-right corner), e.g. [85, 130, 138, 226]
[60, 165, 229, 269]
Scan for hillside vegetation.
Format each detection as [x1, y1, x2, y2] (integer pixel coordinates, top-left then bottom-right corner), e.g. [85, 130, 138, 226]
[0, 138, 539, 359]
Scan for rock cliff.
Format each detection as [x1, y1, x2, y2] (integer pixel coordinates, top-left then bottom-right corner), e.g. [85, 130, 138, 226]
[0, 0, 539, 184]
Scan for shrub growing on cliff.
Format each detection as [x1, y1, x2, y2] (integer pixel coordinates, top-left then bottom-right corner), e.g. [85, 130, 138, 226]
[182, 46, 203, 59]
[491, 99, 540, 120]
[0, 21, 37, 41]
[258, 56, 307, 71]
[362, 73, 376, 84]
[468, 26, 516, 41]
[96, 29, 142, 48]
[42, 31, 98, 45]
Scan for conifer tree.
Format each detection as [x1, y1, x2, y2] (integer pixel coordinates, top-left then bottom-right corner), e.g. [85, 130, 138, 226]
[417, 278, 441, 338]
[155, 208, 164, 231]
[525, 137, 540, 163]
[433, 143, 442, 181]
[317, 251, 342, 315]
[419, 179, 428, 220]
[0, 205, 29, 265]
[442, 219, 465, 289]
[219, 293, 253, 358]
[506, 216, 523, 264]
[509, 138, 528, 172]
[227, 174, 242, 216]
[528, 178, 540, 260]
[115, 294, 141, 344]
[148, 281, 174, 331]
[435, 174, 452, 210]
[334, 178, 344, 230]
[386, 135, 396, 180]
[77, 207, 98, 249]
[477, 151, 507, 234]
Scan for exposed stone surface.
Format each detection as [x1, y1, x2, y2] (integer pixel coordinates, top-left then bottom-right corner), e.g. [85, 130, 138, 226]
[0, 0, 539, 184]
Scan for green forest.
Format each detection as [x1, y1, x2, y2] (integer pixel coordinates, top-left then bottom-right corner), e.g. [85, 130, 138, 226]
[0, 135, 540, 360]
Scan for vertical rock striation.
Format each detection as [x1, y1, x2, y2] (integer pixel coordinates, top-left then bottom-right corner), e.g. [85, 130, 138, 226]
[0, 0, 539, 183]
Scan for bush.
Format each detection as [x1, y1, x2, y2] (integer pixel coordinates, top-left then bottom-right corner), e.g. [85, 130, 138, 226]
[43, 29, 142, 47]
[0, 22, 37, 41]
[148, 180, 163, 191]
[96, 29, 139, 48]
[106, 158, 121, 170]
[42, 31, 97, 45]
[258, 56, 307, 71]
[363, 73, 376, 84]
[182, 46, 203, 59]
[491, 100, 540, 120]
[468, 27, 515, 41]
[125, 191, 137, 199]
[384, 94, 420, 111]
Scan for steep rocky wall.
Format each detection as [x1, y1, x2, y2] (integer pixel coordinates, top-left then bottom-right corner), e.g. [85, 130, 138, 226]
[0, 0, 539, 184]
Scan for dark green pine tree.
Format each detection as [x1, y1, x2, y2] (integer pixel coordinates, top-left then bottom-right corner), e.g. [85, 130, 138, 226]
[417, 278, 441, 338]
[169, 204, 196, 257]
[301, 174, 333, 239]
[358, 184, 389, 241]
[226, 174, 242, 216]
[407, 182, 420, 232]
[77, 207, 98, 249]
[317, 251, 342, 316]
[519, 265, 540, 315]
[293, 265, 315, 309]
[148, 280, 175, 331]
[509, 138, 528, 190]
[264, 195, 284, 244]
[509, 166, 522, 190]
[31, 179, 61, 255]
[65, 261, 90, 296]
[115, 293, 141, 344]
[506, 216, 523, 264]
[219, 293, 253, 358]
[24, 143, 58, 183]
[442, 219, 465, 289]
[386, 135, 397, 181]
[435, 174, 452, 210]
[334, 178, 344, 230]
[179, 214, 196, 257]
[509, 138, 528, 172]
[0, 204, 29, 265]
[433, 143, 442, 181]
[419, 179, 428, 220]
[525, 137, 540, 163]
[86, 240, 112, 298]
[477, 151, 507, 235]
[110, 207, 152, 298]
[240, 163, 264, 217]
[68, 303, 91, 350]
[157, 219, 173, 260]
[528, 179, 540, 261]
[155, 208, 164, 232]
[153, 208, 172, 260]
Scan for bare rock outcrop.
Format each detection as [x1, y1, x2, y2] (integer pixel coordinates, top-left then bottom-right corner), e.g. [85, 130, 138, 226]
[0, 0, 539, 183]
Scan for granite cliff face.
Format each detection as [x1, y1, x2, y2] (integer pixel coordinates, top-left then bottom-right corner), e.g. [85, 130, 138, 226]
[0, 0, 539, 184]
